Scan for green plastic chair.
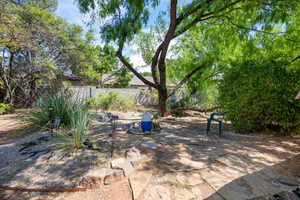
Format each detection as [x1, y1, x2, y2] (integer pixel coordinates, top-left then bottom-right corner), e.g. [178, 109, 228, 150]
[206, 112, 225, 136]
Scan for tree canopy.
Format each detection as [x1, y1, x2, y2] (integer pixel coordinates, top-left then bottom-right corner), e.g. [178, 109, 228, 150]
[0, 1, 121, 106]
[76, 0, 300, 116]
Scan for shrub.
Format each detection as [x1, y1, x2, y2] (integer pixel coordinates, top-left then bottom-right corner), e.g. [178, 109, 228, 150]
[219, 60, 300, 135]
[88, 92, 134, 111]
[30, 91, 88, 128]
[0, 103, 10, 115]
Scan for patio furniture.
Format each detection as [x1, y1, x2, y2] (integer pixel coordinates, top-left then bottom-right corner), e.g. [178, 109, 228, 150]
[206, 112, 225, 136]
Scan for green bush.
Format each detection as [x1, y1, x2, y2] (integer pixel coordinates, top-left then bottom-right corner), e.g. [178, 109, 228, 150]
[0, 103, 10, 115]
[219, 60, 300, 135]
[88, 92, 134, 111]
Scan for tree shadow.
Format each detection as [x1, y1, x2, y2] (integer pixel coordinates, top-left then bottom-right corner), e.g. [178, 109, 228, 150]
[205, 154, 300, 200]
[1, 114, 299, 200]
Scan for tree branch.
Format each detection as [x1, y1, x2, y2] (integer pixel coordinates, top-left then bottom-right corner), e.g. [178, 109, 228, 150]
[176, 0, 215, 24]
[151, 43, 163, 85]
[289, 54, 300, 64]
[174, 0, 244, 38]
[116, 48, 158, 89]
[157, 0, 178, 90]
[168, 64, 203, 98]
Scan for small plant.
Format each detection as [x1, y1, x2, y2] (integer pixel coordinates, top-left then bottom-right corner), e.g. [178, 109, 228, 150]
[30, 91, 87, 128]
[70, 109, 89, 148]
[88, 92, 134, 111]
[30, 91, 91, 149]
[0, 103, 11, 115]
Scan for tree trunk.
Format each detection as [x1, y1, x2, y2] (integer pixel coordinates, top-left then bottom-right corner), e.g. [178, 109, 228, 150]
[158, 88, 168, 117]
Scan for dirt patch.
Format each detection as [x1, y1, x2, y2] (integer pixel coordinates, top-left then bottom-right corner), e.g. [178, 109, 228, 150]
[0, 111, 299, 200]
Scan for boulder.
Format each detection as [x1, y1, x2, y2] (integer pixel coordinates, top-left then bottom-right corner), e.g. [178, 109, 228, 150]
[103, 169, 125, 185]
[125, 147, 141, 166]
[111, 158, 134, 176]
[80, 168, 124, 188]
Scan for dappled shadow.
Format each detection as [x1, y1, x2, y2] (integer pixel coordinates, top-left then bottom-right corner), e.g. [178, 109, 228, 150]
[205, 154, 300, 200]
[94, 114, 300, 199]
[0, 132, 108, 200]
[1, 112, 299, 200]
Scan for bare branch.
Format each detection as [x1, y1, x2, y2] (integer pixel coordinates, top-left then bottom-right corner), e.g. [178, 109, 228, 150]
[116, 48, 157, 89]
[151, 43, 163, 85]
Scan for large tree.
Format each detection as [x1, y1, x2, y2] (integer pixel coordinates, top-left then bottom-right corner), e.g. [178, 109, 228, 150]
[77, 0, 299, 116]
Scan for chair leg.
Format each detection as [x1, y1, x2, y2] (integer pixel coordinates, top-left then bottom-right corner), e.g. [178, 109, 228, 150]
[206, 119, 211, 135]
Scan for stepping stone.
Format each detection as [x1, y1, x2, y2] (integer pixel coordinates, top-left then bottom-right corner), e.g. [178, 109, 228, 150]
[129, 170, 152, 200]
[111, 158, 134, 176]
[126, 147, 141, 166]
[143, 185, 171, 200]
[109, 179, 133, 200]
[80, 168, 124, 188]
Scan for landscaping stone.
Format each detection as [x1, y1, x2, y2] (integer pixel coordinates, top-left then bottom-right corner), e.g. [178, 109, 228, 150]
[80, 168, 124, 188]
[111, 158, 134, 176]
[103, 169, 125, 185]
[174, 188, 196, 200]
[178, 157, 206, 169]
[185, 173, 203, 186]
[109, 179, 133, 200]
[143, 185, 171, 200]
[141, 141, 160, 149]
[129, 170, 153, 200]
[125, 147, 141, 166]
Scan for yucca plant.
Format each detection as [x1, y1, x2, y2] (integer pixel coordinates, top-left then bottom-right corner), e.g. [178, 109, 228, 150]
[30, 91, 86, 128]
[70, 109, 90, 148]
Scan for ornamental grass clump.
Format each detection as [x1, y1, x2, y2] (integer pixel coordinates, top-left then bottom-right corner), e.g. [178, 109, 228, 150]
[69, 108, 89, 148]
[31, 91, 90, 149]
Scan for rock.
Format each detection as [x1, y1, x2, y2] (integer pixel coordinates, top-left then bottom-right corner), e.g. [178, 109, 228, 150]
[109, 179, 133, 200]
[125, 147, 141, 166]
[143, 185, 171, 200]
[141, 141, 160, 149]
[80, 168, 124, 188]
[185, 173, 204, 186]
[129, 171, 152, 200]
[104, 169, 125, 185]
[80, 168, 107, 189]
[174, 188, 196, 200]
[111, 158, 134, 176]
[179, 157, 206, 169]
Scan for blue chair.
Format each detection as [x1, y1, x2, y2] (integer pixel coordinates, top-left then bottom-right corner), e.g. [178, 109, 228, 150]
[207, 112, 225, 136]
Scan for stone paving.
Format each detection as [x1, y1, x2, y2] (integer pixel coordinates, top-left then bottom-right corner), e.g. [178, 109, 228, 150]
[84, 113, 300, 200]
[0, 112, 299, 200]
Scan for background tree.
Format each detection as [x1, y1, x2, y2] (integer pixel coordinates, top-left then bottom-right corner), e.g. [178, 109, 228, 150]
[76, 0, 299, 116]
[0, 2, 118, 106]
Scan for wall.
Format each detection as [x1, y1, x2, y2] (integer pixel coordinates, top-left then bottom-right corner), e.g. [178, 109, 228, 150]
[67, 86, 158, 106]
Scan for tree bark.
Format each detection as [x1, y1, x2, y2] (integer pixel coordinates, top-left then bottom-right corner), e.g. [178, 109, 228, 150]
[158, 88, 168, 117]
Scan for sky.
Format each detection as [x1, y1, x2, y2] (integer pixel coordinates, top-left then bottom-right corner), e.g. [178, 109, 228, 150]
[54, 0, 169, 72]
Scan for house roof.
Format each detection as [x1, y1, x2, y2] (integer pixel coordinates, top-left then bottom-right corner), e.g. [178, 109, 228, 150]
[102, 74, 117, 85]
[63, 73, 82, 81]
[102, 74, 175, 87]
[130, 76, 154, 86]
